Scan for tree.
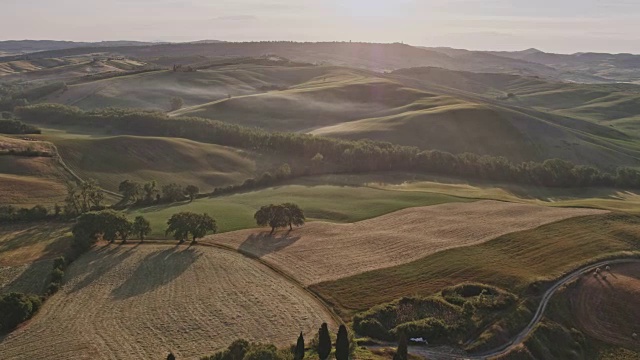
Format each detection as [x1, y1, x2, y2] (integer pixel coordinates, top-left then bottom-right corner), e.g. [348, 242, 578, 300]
[254, 204, 288, 235]
[118, 180, 141, 203]
[167, 352, 176, 360]
[162, 183, 186, 202]
[185, 185, 199, 202]
[64, 179, 104, 216]
[0, 292, 42, 332]
[143, 180, 159, 203]
[169, 97, 184, 112]
[393, 332, 408, 360]
[282, 203, 305, 230]
[166, 212, 217, 243]
[116, 218, 133, 244]
[133, 216, 152, 242]
[317, 323, 331, 360]
[335, 325, 350, 360]
[294, 332, 305, 360]
[191, 213, 217, 243]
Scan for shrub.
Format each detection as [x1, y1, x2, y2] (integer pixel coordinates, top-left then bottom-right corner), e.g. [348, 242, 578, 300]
[0, 292, 42, 333]
[50, 268, 64, 284]
[391, 318, 448, 341]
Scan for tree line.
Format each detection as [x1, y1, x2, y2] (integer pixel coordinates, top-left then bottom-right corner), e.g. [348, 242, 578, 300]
[16, 104, 640, 189]
[198, 323, 356, 360]
[118, 180, 200, 205]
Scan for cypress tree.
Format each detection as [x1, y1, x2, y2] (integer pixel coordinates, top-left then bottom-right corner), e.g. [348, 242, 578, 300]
[167, 352, 176, 360]
[335, 325, 350, 360]
[393, 333, 408, 360]
[294, 332, 305, 360]
[317, 323, 331, 360]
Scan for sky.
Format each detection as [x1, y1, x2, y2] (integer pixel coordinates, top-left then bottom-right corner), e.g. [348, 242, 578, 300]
[2, 0, 640, 54]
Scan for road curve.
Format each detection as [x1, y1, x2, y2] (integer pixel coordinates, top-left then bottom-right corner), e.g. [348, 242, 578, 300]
[371, 257, 640, 360]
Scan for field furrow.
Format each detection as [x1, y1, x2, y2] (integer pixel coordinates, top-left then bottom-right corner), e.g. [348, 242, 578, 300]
[0, 245, 335, 360]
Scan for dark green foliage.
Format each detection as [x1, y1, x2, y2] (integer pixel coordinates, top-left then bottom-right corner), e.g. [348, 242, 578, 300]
[244, 345, 279, 360]
[0, 119, 41, 134]
[133, 216, 152, 241]
[162, 183, 186, 202]
[0, 204, 51, 223]
[64, 179, 105, 216]
[393, 332, 408, 360]
[335, 325, 350, 360]
[166, 212, 217, 243]
[294, 332, 305, 360]
[185, 185, 200, 201]
[118, 180, 142, 203]
[317, 323, 331, 360]
[441, 283, 518, 311]
[16, 104, 640, 189]
[254, 203, 305, 234]
[392, 318, 447, 340]
[353, 296, 462, 341]
[0, 292, 42, 333]
[72, 210, 132, 251]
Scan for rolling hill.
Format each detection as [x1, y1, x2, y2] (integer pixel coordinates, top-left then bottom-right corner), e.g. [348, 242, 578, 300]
[38, 134, 274, 194]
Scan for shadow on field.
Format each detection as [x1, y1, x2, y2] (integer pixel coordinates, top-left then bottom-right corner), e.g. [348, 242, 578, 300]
[110, 246, 200, 300]
[1, 260, 52, 295]
[68, 244, 140, 294]
[239, 231, 301, 258]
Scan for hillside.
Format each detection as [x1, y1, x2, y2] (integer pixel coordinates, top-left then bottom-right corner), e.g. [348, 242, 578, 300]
[0, 244, 336, 359]
[207, 201, 605, 285]
[39, 134, 272, 193]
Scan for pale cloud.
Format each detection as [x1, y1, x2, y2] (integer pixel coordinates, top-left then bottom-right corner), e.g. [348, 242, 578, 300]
[1, 0, 639, 53]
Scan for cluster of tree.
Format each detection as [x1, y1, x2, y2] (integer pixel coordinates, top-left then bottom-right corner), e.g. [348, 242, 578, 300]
[72, 210, 152, 251]
[210, 163, 293, 197]
[254, 203, 305, 234]
[0, 119, 41, 134]
[165, 212, 217, 243]
[64, 180, 105, 217]
[119, 180, 200, 205]
[46, 256, 67, 296]
[17, 104, 640, 189]
[198, 323, 352, 360]
[0, 204, 54, 223]
[172, 64, 196, 72]
[0, 292, 42, 334]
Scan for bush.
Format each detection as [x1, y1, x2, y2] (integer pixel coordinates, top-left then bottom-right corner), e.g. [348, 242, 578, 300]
[391, 318, 448, 341]
[0, 292, 42, 333]
[50, 268, 64, 283]
[0, 119, 41, 134]
[353, 318, 391, 340]
[442, 283, 518, 311]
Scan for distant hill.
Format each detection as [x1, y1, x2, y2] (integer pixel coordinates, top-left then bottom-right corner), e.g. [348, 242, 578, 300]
[4, 41, 640, 83]
[0, 40, 162, 54]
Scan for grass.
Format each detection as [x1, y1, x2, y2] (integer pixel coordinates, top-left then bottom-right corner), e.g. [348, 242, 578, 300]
[37, 133, 279, 193]
[0, 155, 71, 207]
[128, 183, 467, 238]
[311, 213, 640, 315]
[0, 222, 71, 267]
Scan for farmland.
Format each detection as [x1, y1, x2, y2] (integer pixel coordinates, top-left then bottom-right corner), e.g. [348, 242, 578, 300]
[207, 200, 606, 285]
[0, 244, 336, 360]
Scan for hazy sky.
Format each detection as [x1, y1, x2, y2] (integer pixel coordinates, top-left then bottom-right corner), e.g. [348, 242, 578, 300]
[2, 0, 639, 53]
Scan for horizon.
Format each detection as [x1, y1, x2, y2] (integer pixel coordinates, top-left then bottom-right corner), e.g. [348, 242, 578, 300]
[2, 39, 639, 56]
[2, 0, 639, 54]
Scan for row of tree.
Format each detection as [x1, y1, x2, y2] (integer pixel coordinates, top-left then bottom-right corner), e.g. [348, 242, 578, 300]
[16, 104, 640, 189]
[118, 180, 200, 205]
[72, 210, 152, 251]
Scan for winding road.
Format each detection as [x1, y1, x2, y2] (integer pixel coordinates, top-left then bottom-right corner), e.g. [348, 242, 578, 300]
[381, 257, 640, 360]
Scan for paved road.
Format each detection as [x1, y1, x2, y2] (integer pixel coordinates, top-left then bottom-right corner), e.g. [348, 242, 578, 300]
[368, 257, 640, 360]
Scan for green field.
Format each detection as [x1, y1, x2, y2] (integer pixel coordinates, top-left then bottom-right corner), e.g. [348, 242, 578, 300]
[127, 183, 469, 238]
[312, 213, 640, 314]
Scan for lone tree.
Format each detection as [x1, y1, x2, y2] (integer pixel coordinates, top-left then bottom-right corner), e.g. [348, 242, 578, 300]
[335, 325, 350, 360]
[317, 323, 331, 360]
[133, 216, 152, 242]
[393, 332, 408, 360]
[166, 212, 217, 243]
[254, 203, 305, 234]
[167, 352, 176, 360]
[294, 332, 305, 360]
[185, 185, 199, 202]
